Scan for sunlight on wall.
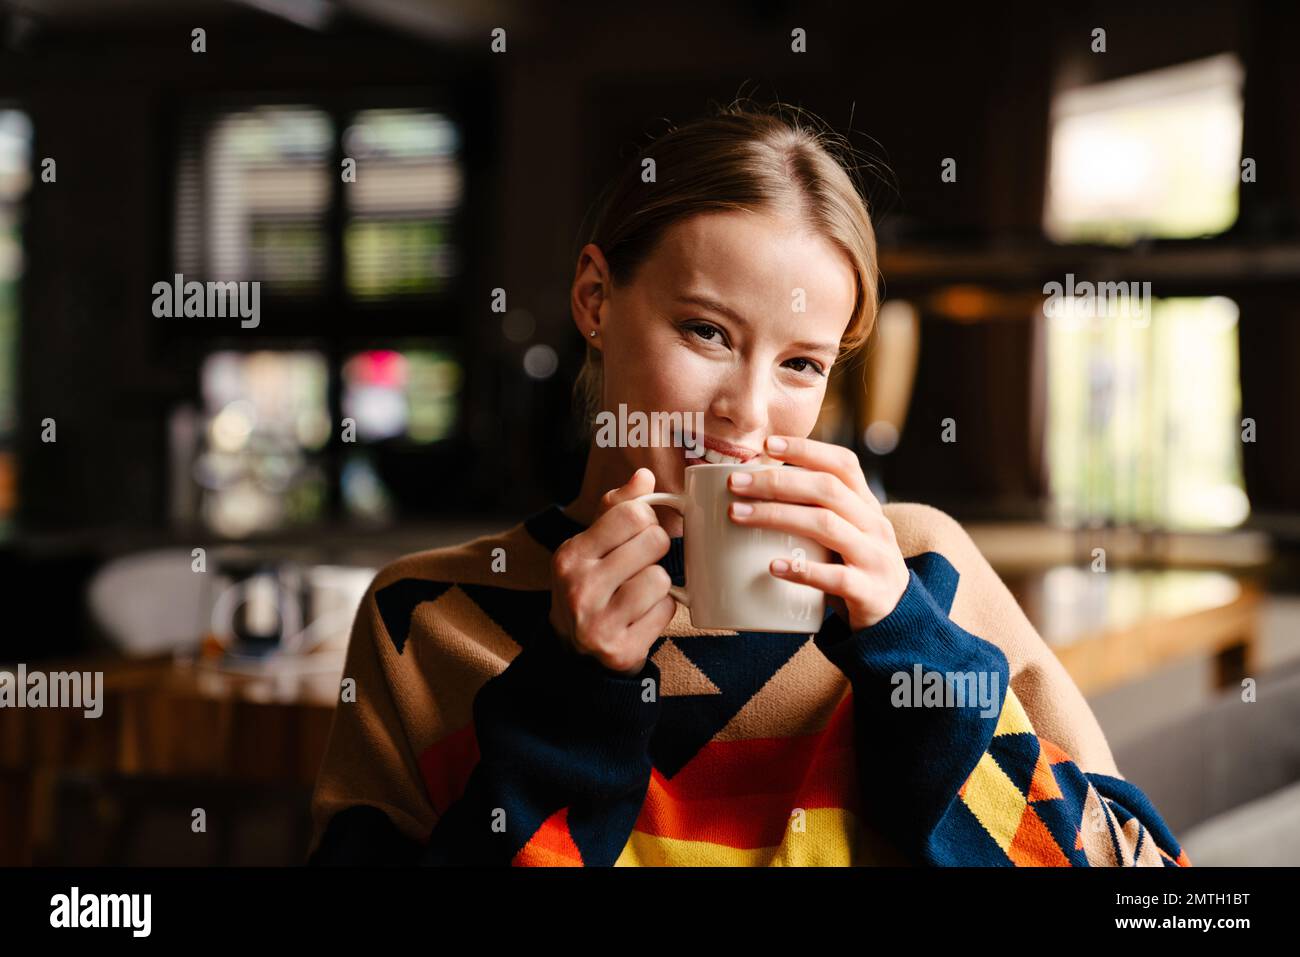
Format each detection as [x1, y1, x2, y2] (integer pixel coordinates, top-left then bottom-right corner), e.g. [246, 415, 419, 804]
[1045, 53, 1244, 244]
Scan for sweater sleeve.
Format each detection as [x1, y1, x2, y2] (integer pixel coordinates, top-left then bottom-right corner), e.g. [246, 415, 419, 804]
[813, 568, 1192, 867]
[308, 577, 441, 865]
[308, 571, 664, 867]
[418, 626, 663, 866]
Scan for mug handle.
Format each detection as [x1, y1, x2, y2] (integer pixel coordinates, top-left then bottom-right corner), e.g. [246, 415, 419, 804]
[633, 492, 690, 607]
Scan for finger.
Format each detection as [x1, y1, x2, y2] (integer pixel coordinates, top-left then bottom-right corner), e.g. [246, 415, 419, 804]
[624, 594, 677, 656]
[577, 496, 660, 560]
[768, 556, 856, 599]
[597, 521, 672, 595]
[727, 463, 874, 531]
[609, 562, 673, 626]
[598, 467, 656, 516]
[762, 436, 876, 505]
[729, 500, 870, 565]
[772, 555, 908, 630]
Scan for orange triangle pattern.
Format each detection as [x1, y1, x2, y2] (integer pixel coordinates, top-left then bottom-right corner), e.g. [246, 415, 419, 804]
[1006, 804, 1071, 866]
[1025, 747, 1065, 804]
[512, 807, 584, 866]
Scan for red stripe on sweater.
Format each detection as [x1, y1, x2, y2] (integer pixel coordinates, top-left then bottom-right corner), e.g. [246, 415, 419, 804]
[633, 694, 860, 848]
[417, 695, 861, 851]
[418, 724, 479, 816]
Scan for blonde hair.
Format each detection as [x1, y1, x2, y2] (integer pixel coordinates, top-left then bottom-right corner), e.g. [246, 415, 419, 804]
[573, 98, 883, 428]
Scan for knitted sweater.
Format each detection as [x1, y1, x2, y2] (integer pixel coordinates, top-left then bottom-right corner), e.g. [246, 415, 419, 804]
[307, 500, 1191, 867]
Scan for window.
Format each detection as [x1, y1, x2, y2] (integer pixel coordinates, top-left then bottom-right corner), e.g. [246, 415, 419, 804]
[1044, 53, 1244, 244]
[341, 345, 464, 522]
[0, 108, 32, 537]
[175, 104, 464, 300]
[343, 109, 462, 299]
[341, 346, 462, 444]
[1046, 296, 1248, 530]
[177, 106, 333, 295]
[172, 103, 471, 536]
[197, 351, 330, 537]
[1043, 55, 1250, 530]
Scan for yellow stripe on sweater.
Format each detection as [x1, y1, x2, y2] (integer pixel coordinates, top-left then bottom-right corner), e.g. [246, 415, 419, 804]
[960, 752, 1029, 853]
[614, 807, 861, 866]
[993, 685, 1034, 738]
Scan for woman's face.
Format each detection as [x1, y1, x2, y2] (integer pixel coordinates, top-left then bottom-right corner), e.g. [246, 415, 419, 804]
[574, 209, 857, 493]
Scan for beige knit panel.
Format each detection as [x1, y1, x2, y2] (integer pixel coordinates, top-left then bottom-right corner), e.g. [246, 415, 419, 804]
[883, 502, 1121, 779]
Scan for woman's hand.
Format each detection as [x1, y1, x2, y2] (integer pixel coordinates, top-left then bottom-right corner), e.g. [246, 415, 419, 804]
[727, 436, 911, 632]
[548, 468, 678, 676]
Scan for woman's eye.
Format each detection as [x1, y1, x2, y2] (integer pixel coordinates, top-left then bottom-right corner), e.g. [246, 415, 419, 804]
[686, 321, 724, 344]
[785, 357, 826, 377]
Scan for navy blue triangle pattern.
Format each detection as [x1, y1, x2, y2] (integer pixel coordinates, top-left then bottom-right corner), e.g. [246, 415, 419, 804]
[1029, 793, 1092, 866]
[1035, 757, 1099, 866]
[373, 567, 811, 783]
[925, 796, 1014, 865]
[373, 579, 454, 654]
[987, 731, 1041, 796]
[458, 583, 553, 652]
[649, 630, 811, 778]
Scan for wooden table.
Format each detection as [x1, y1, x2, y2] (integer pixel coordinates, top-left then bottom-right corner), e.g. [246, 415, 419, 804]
[1004, 567, 1262, 696]
[0, 651, 343, 864]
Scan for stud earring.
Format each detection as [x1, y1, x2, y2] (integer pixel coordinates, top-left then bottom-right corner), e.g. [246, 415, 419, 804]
[589, 330, 597, 338]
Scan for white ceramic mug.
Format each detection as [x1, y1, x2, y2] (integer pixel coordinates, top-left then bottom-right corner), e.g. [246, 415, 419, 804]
[635, 463, 830, 633]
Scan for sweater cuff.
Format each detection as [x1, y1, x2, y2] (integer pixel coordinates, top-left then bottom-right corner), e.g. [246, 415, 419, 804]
[812, 567, 993, 679]
[809, 565, 1012, 856]
[524, 620, 663, 733]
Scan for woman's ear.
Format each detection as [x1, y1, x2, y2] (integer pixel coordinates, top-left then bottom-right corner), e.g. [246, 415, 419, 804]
[571, 243, 612, 347]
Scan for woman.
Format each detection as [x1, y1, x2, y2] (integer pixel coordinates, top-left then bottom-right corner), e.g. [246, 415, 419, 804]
[308, 103, 1190, 867]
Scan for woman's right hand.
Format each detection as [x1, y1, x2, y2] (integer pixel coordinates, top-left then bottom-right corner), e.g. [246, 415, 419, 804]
[548, 468, 678, 676]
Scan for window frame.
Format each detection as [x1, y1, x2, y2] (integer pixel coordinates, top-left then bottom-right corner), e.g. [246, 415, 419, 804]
[161, 84, 496, 528]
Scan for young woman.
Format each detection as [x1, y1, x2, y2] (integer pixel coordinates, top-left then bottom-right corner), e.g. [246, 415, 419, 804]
[308, 103, 1191, 867]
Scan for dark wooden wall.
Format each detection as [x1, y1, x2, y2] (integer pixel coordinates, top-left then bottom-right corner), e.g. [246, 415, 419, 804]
[0, 0, 1296, 539]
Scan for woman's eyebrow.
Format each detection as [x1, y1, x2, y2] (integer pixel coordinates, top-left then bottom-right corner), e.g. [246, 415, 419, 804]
[674, 293, 839, 355]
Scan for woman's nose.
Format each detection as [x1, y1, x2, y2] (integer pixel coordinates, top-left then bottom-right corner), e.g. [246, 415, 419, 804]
[708, 364, 768, 435]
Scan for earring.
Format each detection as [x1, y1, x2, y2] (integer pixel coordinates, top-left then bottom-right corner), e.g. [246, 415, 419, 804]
[589, 330, 597, 338]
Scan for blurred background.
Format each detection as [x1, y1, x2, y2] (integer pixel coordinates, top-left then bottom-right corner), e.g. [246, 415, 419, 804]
[1, 0, 1298, 866]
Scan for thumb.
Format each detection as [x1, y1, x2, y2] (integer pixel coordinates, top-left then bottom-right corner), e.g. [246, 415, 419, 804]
[598, 467, 656, 515]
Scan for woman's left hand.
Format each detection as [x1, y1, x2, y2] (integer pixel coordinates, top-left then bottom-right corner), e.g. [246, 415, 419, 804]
[727, 435, 911, 632]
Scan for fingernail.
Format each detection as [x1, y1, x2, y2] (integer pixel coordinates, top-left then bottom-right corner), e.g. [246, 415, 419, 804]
[766, 436, 788, 453]
[731, 502, 753, 517]
[729, 471, 753, 488]
[772, 559, 790, 574]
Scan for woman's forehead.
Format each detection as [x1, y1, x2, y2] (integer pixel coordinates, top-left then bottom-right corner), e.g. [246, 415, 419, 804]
[643, 210, 856, 342]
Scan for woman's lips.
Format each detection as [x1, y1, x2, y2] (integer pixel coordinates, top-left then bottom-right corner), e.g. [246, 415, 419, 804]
[670, 425, 761, 466]
[681, 444, 769, 468]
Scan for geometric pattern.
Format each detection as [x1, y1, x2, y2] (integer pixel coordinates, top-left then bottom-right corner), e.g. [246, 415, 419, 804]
[374, 504, 1192, 867]
[943, 686, 1192, 866]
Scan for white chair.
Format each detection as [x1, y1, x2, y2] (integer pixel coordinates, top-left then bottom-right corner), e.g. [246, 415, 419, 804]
[86, 549, 209, 656]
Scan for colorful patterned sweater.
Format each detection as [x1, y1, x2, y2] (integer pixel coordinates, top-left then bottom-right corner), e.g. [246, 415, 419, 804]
[308, 500, 1192, 867]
